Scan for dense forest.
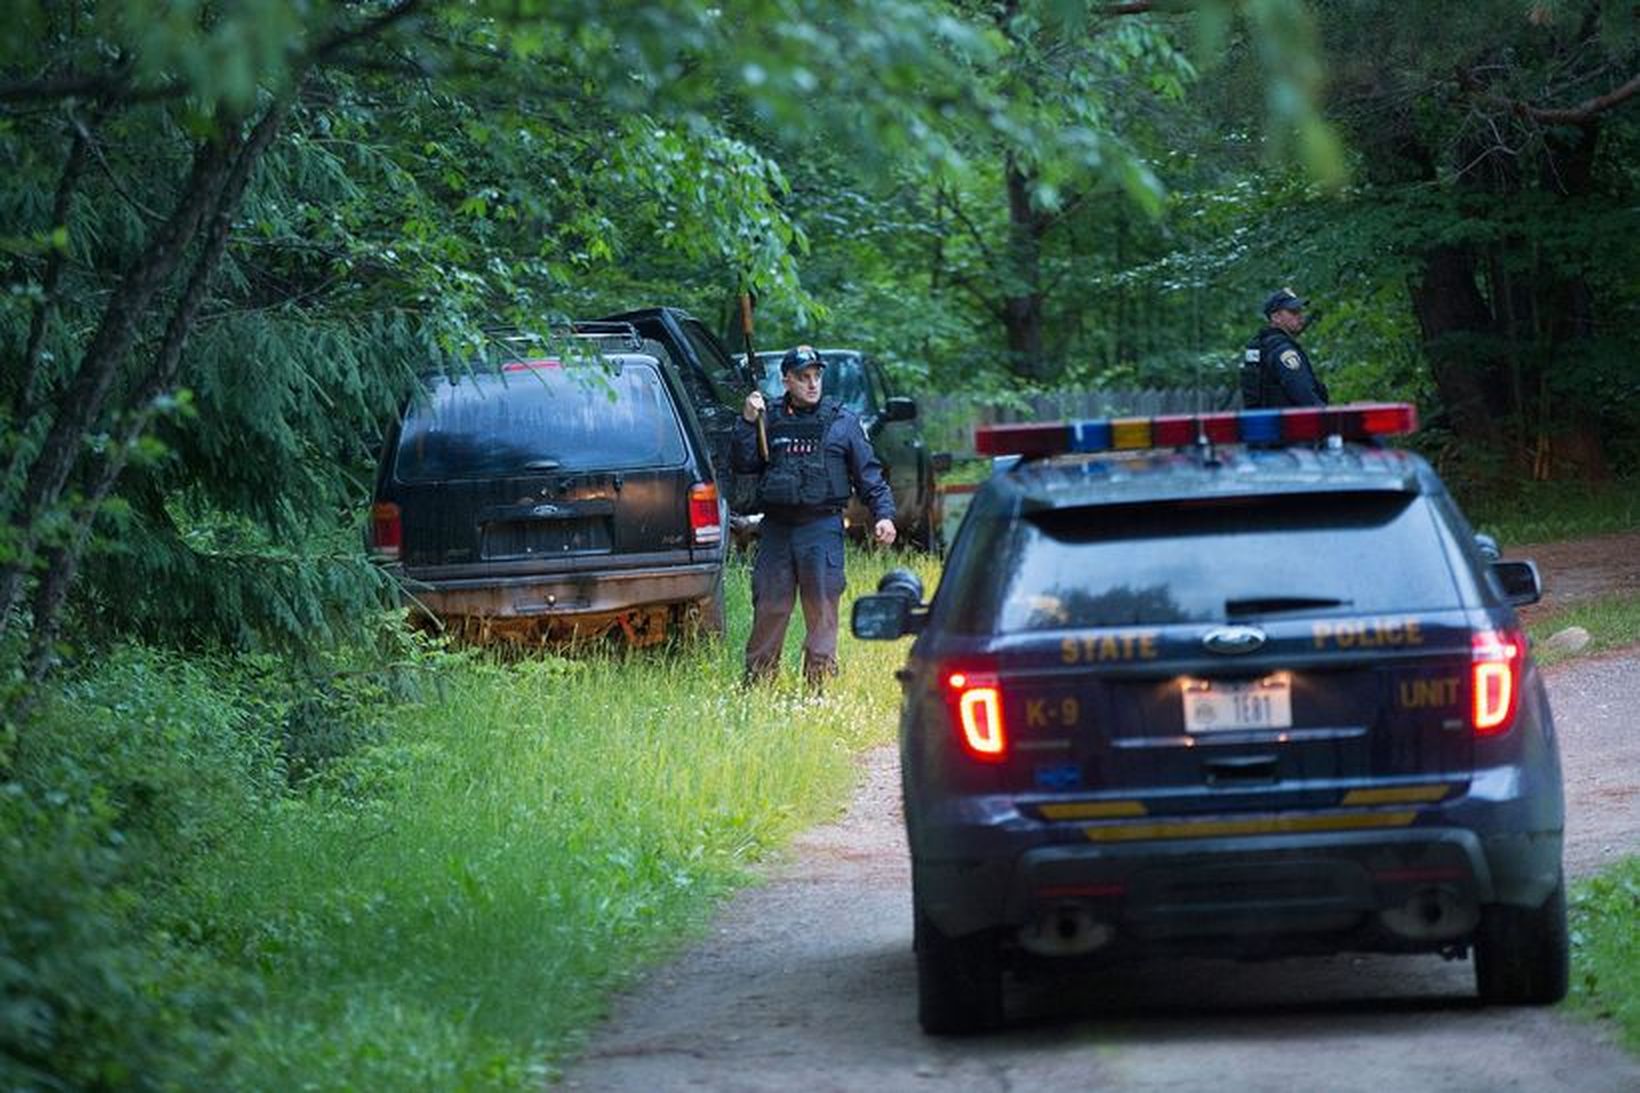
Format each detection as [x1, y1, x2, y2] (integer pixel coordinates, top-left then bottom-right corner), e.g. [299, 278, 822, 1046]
[1, 2, 1636, 1086]
[2, 1, 1635, 681]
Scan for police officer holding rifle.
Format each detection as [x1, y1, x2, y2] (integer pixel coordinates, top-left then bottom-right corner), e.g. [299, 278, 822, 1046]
[733, 345, 895, 686]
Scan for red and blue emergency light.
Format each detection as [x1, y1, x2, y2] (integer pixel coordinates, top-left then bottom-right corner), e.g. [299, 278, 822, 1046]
[973, 402, 1418, 458]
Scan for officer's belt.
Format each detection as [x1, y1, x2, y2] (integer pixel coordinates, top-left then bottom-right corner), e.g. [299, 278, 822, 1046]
[761, 505, 844, 527]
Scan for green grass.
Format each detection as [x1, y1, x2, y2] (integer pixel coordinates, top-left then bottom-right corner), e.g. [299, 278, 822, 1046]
[1466, 477, 1640, 546]
[1525, 593, 1640, 667]
[1569, 856, 1640, 1053]
[167, 545, 942, 1088]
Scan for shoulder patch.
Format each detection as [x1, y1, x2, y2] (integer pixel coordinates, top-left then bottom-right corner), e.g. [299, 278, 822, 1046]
[1280, 349, 1302, 371]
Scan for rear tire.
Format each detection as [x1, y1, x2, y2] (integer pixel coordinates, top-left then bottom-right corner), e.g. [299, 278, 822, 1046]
[914, 908, 1003, 1035]
[1474, 873, 1569, 1005]
[683, 580, 726, 640]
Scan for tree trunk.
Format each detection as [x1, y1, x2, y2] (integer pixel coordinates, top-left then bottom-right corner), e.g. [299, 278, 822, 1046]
[13, 100, 292, 712]
[1408, 244, 1505, 452]
[1002, 155, 1050, 382]
[0, 123, 238, 631]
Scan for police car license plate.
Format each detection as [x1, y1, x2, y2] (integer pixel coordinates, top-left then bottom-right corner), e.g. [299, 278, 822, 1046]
[1182, 678, 1292, 733]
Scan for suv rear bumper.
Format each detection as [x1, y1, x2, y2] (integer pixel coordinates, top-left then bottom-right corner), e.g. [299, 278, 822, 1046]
[913, 796, 1563, 952]
[394, 560, 722, 619]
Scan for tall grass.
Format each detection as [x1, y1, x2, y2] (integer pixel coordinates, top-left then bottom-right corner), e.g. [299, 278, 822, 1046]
[1467, 477, 1640, 545]
[166, 546, 939, 1087]
[1569, 857, 1640, 1053]
[1525, 593, 1640, 667]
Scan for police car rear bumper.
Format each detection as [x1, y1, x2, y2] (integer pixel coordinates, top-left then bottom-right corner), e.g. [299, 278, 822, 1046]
[913, 800, 1562, 946]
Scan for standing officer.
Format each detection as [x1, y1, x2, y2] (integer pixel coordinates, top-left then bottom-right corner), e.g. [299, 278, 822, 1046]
[733, 345, 896, 685]
[1242, 288, 1329, 408]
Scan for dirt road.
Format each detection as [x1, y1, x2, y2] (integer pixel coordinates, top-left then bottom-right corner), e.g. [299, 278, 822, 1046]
[562, 651, 1640, 1092]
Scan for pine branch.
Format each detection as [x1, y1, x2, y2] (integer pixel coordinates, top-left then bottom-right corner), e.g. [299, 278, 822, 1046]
[1521, 71, 1640, 125]
[11, 108, 93, 426]
[1101, 1, 1195, 14]
[0, 124, 238, 630]
[0, 69, 121, 104]
[311, 0, 426, 64]
[15, 98, 294, 708]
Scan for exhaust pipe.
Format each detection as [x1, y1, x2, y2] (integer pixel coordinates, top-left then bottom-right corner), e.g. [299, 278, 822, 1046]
[1378, 886, 1478, 941]
[1018, 905, 1114, 957]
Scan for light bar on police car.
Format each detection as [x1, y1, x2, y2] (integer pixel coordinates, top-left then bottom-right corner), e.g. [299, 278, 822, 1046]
[973, 402, 1418, 458]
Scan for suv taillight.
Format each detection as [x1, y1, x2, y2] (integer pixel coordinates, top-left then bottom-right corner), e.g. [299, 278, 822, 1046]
[1472, 628, 1524, 736]
[369, 502, 402, 562]
[944, 668, 1006, 762]
[689, 483, 722, 546]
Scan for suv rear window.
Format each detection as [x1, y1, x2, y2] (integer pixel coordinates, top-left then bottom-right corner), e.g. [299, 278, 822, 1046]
[968, 492, 1456, 632]
[394, 363, 686, 483]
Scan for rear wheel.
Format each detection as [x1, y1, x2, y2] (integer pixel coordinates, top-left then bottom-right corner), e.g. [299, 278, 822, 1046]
[681, 580, 726, 640]
[1474, 873, 1569, 1005]
[914, 907, 1003, 1035]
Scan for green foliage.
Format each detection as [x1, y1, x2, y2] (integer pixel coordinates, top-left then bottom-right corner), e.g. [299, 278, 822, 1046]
[1569, 857, 1640, 1052]
[2, 545, 934, 1088]
[1, 645, 282, 1090]
[0, 800, 237, 1091]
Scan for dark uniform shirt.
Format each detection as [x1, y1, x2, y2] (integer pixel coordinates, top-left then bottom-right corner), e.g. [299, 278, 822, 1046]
[731, 397, 895, 524]
[1244, 327, 1329, 408]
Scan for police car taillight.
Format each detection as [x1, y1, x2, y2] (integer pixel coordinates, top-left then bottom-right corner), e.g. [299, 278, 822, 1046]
[973, 402, 1419, 457]
[944, 668, 1006, 761]
[689, 483, 722, 546]
[369, 502, 402, 562]
[1472, 628, 1524, 736]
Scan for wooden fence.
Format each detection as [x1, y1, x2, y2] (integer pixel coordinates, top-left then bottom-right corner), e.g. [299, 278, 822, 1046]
[919, 387, 1236, 456]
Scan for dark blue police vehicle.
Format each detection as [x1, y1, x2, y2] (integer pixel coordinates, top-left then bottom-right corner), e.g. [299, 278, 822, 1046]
[852, 403, 1566, 1034]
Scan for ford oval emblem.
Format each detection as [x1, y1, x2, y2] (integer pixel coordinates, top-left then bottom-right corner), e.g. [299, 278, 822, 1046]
[530, 503, 564, 518]
[1203, 625, 1267, 655]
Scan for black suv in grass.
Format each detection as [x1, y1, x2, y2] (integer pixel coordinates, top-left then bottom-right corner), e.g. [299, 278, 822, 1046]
[853, 404, 1565, 1034]
[367, 344, 728, 646]
[756, 348, 948, 550]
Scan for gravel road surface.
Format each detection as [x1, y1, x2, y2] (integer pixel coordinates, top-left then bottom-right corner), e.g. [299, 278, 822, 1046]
[562, 655, 1640, 1092]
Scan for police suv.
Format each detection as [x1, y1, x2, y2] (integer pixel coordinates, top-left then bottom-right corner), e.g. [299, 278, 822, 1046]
[852, 404, 1566, 1035]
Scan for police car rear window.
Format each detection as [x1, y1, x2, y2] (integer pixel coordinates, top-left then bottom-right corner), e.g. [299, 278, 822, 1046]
[973, 492, 1456, 633]
[393, 364, 687, 483]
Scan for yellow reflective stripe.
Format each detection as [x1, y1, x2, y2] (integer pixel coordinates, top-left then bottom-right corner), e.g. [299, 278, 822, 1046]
[1342, 785, 1451, 805]
[1039, 800, 1148, 820]
[1082, 810, 1417, 843]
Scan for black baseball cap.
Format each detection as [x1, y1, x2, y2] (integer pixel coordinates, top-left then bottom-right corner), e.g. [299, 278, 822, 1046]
[1262, 288, 1308, 316]
[779, 345, 825, 373]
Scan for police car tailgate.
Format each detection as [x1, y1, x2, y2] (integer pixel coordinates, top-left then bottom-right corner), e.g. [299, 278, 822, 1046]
[994, 612, 1475, 817]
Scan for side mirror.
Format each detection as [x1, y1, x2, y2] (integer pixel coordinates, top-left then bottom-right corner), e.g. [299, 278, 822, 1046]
[931, 451, 953, 474]
[1492, 559, 1541, 606]
[852, 594, 911, 640]
[1474, 533, 1501, 561]
[882, 396, 917, 423]
[851, 568, 927, 640]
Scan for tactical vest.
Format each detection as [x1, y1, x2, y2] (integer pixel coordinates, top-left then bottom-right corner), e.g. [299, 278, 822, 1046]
[1241, 332, 1274, 409]
[757, 398, 850, 513]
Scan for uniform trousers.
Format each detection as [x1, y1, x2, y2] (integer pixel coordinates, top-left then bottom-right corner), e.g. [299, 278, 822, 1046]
[745, 514, 846, 683]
